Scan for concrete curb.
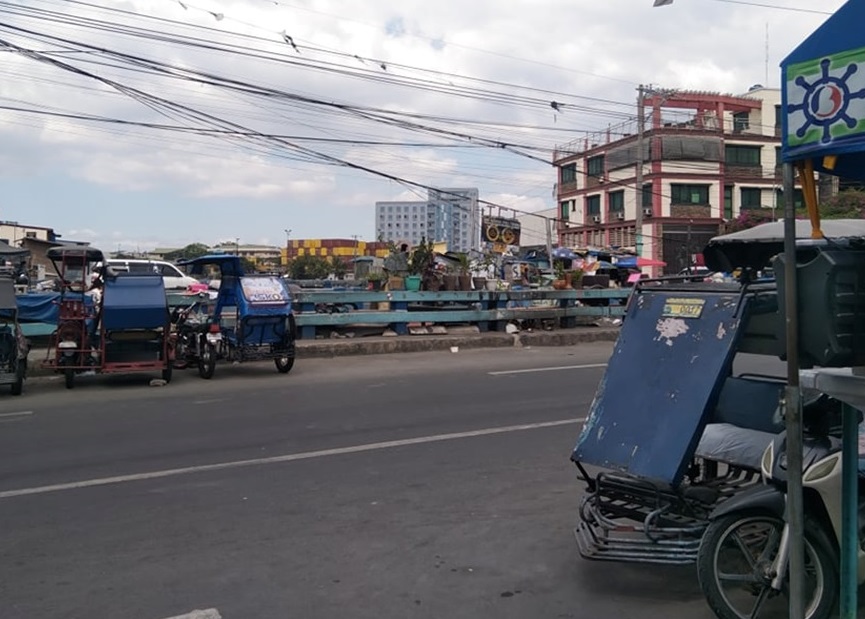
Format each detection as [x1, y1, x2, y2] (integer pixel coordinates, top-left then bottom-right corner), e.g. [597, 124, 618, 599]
[23, 328, 621, 377]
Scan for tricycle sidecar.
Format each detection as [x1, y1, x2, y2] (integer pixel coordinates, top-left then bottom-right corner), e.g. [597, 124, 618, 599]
[0, 275, 29, 395]
[42, 246, 173, 388]
[569, 277, 824, 565]
[176, 255, 296, 377]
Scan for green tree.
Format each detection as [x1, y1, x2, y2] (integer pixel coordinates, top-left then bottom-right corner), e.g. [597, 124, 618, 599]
[166, 243, 210, 261]
[816, 188, 865, 219]
[288, 255, 331, 279]
[330, 255, 349, 279]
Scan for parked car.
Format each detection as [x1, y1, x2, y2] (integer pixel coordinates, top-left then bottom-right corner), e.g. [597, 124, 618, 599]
[104, 259, 200, 290]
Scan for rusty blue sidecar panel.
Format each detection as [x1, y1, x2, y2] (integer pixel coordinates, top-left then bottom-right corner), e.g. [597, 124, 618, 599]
[572, 284, 753, 485]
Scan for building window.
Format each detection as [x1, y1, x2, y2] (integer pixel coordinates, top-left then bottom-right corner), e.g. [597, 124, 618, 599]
[25, 231, 37, 238]
[670, 184, 710, 205]
[561, 163, 577, 184]
[732, 111, 750, 133]
[641, 184, 653, 208]
[776, 188, 805, 209]
[774, 105, 782, 131]
[587, 155, 604, 177]
[560, 200, 571, 221]
[725, 145, 761, 166]
[740, 187, 762, 209]
[724, 185, 733, 219]
[609, 190, 624, 213]
[586, 195, 601, 216]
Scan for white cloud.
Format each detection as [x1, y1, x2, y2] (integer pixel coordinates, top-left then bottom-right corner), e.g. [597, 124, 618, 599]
[0, 0, 847, 247]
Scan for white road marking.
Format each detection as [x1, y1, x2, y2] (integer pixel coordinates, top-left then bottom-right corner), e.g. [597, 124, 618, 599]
[0, 418, 585, 500]
[0, 410, 33, 418]
[160, 610, 222, 619]
[194, 398, 225, 405]
[488, 363, 607, 376]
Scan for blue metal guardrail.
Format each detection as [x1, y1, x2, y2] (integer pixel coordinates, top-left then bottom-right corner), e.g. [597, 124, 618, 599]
[19, 288, 629, 340]
[291, 288, 629, 340]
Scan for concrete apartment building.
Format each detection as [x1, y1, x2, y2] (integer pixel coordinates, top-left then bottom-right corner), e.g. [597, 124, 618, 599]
[375, 188, 480, 253]
[552, 87, 801, 273]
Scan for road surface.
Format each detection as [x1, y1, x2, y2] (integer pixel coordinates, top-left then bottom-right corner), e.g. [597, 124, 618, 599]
[0, 344, 731, 619]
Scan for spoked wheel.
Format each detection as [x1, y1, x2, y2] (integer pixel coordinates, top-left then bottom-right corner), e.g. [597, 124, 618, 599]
[697, 512, 837, 619]
[198, 343, 216, 379]
[64, 367, 75, 390]
[10, 359, 24, 396]
[275, 355, 294, 374]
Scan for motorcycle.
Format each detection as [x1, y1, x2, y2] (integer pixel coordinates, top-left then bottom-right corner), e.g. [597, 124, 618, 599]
[170, 297, 220, 379]
[696, 399, 864, 619]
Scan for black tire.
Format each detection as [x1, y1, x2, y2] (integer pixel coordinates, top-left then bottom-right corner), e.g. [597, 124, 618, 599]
[198, 343, 216, 380]
[64, 368, 75, 390]
[161, 362, 173, 383]
[10, 359, 23, 396]
[275, 355, 294, 374]
[697, 511, 838, 619]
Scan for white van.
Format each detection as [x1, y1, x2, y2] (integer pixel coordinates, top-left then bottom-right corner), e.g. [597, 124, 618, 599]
[105, 259, 200, 290]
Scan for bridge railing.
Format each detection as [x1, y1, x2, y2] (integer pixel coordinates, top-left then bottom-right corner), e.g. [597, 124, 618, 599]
[291, 288, 629, 339]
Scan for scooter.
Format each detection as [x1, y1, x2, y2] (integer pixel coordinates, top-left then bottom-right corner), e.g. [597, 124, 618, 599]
[696, 400, 864, 619]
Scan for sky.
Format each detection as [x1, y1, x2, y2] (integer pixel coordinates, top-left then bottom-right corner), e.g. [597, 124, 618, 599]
[0, 0, 847, 251]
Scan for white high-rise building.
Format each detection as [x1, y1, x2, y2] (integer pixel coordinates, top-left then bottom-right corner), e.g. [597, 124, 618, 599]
[375, 188, 480, 253]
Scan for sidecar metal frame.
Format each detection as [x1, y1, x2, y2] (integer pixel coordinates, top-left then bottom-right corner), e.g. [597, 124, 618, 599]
[570, 278, 787, 564]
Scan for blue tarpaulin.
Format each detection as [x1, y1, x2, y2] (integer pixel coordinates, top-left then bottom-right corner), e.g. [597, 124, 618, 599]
[781, 0, 865, 180]
[16, 292, 94, 324]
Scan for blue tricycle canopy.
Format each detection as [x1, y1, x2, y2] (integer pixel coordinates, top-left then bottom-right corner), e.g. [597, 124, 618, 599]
[781, 0, 865, 180]
[177, 254, 246, 278]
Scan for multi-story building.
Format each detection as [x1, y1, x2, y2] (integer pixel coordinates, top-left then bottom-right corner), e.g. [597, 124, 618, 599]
[281, 239, 389, 265]
[0, 221, 59, 246]
[552, 87, 803, 273]
[375, 188, 480, 253]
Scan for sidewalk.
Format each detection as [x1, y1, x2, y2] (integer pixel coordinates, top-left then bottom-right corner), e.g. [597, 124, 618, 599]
[24, 327, 620, 377]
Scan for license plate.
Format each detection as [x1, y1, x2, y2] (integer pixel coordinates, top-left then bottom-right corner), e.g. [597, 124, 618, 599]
[206, 333, 222, 343]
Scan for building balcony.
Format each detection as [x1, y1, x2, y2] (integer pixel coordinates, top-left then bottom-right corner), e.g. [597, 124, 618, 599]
[669, 204, 713, 218]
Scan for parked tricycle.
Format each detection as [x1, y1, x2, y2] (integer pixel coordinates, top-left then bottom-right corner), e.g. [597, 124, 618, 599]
[42, 246, 174, 388]
[570, 275, 798, 566]
[0, 274, 29, 395]
[571, 236, 865, 618]
[176, 254, 296, 377]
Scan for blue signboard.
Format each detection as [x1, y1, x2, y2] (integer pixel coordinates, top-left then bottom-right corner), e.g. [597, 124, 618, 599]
[781, 0, 865, 180]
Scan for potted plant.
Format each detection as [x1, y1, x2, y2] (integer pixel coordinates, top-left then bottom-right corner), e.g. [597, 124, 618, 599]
[456, 253, 472, 291]
[367, 271, 385, 291]
[407, 237, 434, 291]
[552, 261, 568, 290]
[568, 267, 584, 289]
[442, 264, 458, 291]
[477, 252, 498, 291]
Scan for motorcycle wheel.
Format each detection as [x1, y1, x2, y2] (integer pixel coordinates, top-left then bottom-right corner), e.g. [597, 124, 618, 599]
[10, 359, 23, 396]
[198, 343, 216, 380]
[274, 355, 294, 374]
[697, 511, 838, 619]
[64, 368, 75, 390]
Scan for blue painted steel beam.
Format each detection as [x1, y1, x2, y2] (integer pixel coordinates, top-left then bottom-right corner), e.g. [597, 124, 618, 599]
[294, 306, 624, 326]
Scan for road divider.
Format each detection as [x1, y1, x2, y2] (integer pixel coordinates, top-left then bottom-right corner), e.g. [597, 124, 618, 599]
[0, 417, 585, 500]
[488, 363, 607, 376]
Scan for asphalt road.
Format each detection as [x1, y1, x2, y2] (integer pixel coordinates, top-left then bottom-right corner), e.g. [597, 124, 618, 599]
[0, 344, 748, 619]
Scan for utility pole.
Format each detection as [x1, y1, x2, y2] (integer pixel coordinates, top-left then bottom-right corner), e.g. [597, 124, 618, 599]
[351, 234, 360, 258]
[635, 84, 646, 260]
[546, 217, 554, 275]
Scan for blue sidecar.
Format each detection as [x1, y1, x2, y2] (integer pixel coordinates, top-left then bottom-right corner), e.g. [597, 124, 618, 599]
[177, 255, 296, 377]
